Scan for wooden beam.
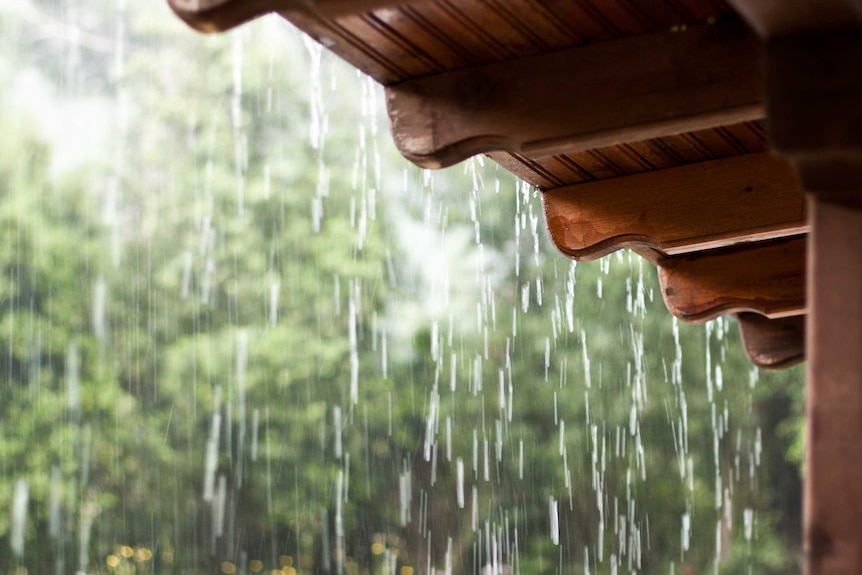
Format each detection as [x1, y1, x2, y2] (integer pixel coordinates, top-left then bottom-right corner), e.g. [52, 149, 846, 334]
[658, 237, 807, 323]
[542, 152, 806, 261]
[727, 0, 862, 38]
[765, 33, 862, 157]
[735, 312, 805, 370]
[386, 18, 763, 168]
[167, 0, 409, 33]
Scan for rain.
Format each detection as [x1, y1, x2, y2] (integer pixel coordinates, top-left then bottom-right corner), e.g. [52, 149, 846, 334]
[0, 1, 805, 575]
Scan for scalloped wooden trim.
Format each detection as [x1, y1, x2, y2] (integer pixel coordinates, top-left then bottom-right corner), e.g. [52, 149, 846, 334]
[658, 236, 807, 323]
[542, 153, 807, 261]
[386, 18, 762, 168]
[735, 312, 805, 370]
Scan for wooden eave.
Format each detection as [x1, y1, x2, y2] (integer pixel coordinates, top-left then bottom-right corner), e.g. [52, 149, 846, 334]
[167, 0, 804, 372]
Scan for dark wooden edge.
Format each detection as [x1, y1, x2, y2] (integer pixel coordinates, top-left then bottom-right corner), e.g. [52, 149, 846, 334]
[735, 312, 805, 370]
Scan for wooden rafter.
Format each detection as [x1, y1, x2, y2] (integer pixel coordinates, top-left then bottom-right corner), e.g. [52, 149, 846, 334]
[543, 152, 806, 260]
[658, 237, 807, 322]
[386, 18, 763, 168]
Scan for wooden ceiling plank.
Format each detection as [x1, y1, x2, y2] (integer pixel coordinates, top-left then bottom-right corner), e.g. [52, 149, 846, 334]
[543, 152, 807, 260]
[735, 312, 805, 370]
[385, 17, 763, 168]
[658, 236, 807, 323]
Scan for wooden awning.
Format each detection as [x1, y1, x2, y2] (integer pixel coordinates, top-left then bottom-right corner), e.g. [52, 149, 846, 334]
[169, 0, 809, 370]
[167, 1, 862, 572]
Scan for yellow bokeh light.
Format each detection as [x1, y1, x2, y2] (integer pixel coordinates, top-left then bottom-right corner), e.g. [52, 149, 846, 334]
[249, 559, 264, 572]
[120, 545, 134, 558]
[282, 567, 296, 575]
[221, 561, 236, 574]
[371, 542, 385, 556]
[279, 555, 294, 567]
[136, 547, 153, 561]
[401, 566, 414, 575]
[106, 555, 120, 568]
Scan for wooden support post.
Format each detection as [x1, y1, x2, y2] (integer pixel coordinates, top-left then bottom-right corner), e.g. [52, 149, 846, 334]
[805, 194, 862, 573]
[386, 18, 762, 168]
[757, 29, 862, 574]
[543, 153, 806, 260]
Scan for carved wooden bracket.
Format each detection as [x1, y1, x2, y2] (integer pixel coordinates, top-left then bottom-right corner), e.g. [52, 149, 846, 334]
[658, 236, 807, 322]
[386, 18, 763, 168]
[543, 153, 806, 260]
[735, 312, 805, 370]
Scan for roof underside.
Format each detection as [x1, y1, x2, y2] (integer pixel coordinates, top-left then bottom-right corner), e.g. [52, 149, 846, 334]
[168, 0, 806, 369]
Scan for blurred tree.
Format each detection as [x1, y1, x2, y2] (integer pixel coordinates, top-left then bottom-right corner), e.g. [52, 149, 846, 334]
[0, 2, 804, 575]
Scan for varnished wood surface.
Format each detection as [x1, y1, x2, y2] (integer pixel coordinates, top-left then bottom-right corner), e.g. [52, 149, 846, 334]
[171, 0, 760, 188]
[735, 312, 805, 370]
[284, 0, 737, 84]
[543, 152, 806, 259]
[386, 18, 762, 168]
[490, 121, 768, 189]
[659, 237, 807, 322]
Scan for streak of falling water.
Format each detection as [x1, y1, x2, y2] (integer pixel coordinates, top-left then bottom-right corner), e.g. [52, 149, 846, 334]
[334, 405, 343, 459]
[91, 275, 106, 342]
[11, 480, 28, 557]
[203, 387, 223, 502]
[336, 470, 345, 575]
[457, 458, 465, 508]
[49, 467, 61, 540]
[269, 281, 280, 325]
[550, 496, 560, 546]
[348, 295, 359, 405]
[66, 343, 80, 417]
[232, 30, 246, 216]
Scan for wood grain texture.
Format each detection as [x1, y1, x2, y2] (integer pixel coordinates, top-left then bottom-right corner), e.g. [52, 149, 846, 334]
[280, 0, 738, 84]
[490, 121, 768, 189]
[386, 18, 763, 168]
[543, 152, 806, 260]
[735, 312, 805, 370]
[659, 236, 807, 322]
